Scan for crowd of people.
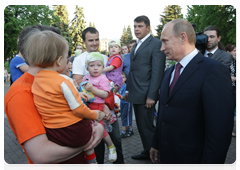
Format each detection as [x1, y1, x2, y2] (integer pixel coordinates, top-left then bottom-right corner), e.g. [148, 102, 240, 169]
[4, 15, 236, 164]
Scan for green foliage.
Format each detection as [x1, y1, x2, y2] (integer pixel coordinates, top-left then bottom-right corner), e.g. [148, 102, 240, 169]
[120, 26, 128, 45]
[70, 5, 86, 54]
[52, 5, 72, 54]
[120, 25, 133, 45]
[156, 5, 183, 39]
[127, 25, 133, 43]
[4, 5, 59, 62]
[186, 5, 236, 46]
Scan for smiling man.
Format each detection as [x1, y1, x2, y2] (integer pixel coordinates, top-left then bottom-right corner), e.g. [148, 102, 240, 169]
[125, 15, 166, 160]
[150, 18, 234, 164]
[203, 25, 233, 69]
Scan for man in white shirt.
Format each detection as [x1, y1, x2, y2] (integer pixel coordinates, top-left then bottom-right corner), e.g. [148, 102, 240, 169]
[72, 27, 124, 164]
[72, 28, 108, 85]
[203, 25, 233, 69]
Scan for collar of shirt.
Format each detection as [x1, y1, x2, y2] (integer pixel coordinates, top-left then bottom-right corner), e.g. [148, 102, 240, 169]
[169, 48, 198, 85]
[137, 33, 151, 44]
[204, 47, 218, 57]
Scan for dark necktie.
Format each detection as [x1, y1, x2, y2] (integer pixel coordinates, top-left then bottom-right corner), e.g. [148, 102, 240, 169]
[207, 53, 213, 58]
[169, 63, 182, 95]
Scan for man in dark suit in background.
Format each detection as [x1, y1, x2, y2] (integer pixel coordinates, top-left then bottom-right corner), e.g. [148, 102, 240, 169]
[204, 25, 233, 69]
[150, 19, 234, 164]
[125, 15, 166, 160]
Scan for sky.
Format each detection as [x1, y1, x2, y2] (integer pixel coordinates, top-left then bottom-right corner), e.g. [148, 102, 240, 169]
[65, 1, 188, 40]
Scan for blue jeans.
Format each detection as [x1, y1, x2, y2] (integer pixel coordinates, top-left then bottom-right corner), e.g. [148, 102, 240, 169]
[120, 102, 133, 127]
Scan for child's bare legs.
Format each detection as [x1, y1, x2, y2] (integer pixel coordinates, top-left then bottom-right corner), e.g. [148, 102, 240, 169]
[85, 148, 97, 164]
[103, 134, 117, 162]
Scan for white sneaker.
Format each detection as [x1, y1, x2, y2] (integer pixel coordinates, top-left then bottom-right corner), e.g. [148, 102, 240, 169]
[108, 147, 117, 162]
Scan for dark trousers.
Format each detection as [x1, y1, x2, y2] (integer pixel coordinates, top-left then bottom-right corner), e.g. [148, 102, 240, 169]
[133, 104, 155, 156]
[94, 117, 124, 164]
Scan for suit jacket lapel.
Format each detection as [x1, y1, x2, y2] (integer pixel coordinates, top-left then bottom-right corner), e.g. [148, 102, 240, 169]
[167, 53, 203, 101]
[162, 66, 174, 103]
[133, 35, 153, 60]
[130, 43, 137, 61]
[212, 48, 222, 60]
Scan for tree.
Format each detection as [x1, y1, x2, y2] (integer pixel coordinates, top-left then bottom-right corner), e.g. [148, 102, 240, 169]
[186, 5, 236, 46]
[89, 22, 92, 27]
[70, 5, 86, 54]
[127, 25, 133, 43]
[155, 5, 183, 39]
[4, 5, 59, 62]
[52, 5, 72, 54]
[120, 26, 128, 46]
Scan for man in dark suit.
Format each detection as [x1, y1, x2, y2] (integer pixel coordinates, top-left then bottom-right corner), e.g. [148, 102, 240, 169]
[204, 25, 233, 69]
[125, 15, 166, 160]
[150, 19, 234, 164]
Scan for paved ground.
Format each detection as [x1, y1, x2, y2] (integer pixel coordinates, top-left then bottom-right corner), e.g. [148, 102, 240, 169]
[4, 81, 236, 164]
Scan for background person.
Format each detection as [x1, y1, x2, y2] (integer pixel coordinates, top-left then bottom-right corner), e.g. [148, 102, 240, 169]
[121, 44, 129, 56]
[150, 18, 234, 164]
[9, 30, 30, 83]
[226, 44, 236, 137]
[118, 71, 133, 138]
[203, 25, 233, 69]
[122, 40, 137, 79]
[125, 15, 166, 160]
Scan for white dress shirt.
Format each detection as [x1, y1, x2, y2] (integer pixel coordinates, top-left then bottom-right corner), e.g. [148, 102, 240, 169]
[169, 48, 198, 86]
[134, 33, 151, 54]
[204, 47, 218, 57]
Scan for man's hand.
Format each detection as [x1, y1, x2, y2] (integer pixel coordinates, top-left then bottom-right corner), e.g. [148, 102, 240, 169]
[124, 92, 129, 102]
[103, 104, 112, 121]
[150, 147, 160, 164]
[145, 98, 155, 108]
[84, 122, 104, 151]
[78, 92, 89, 102]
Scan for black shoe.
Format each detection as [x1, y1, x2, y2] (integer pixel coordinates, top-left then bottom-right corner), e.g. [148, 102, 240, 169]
[126, 130, 134, 137]
[131, 154, 150, 160]
[120, 132, 127, 138]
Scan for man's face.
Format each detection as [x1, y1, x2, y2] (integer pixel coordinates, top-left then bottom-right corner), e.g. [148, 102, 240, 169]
[76, 45, 84, 51]
[134, 21, 150, 40]
[160, 24, 183, 62]
[83, 32, 99, 53]
[204, 30, 221, 51]
[129, 42, 136, 52]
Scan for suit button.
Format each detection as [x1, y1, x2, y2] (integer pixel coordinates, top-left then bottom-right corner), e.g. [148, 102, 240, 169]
[165, 104, 169, 107]
[162, 122, 166, 126]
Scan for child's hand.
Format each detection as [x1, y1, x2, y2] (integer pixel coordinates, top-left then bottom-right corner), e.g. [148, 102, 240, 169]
[82, 82, 94, 91]
[79, 92, 89, 102]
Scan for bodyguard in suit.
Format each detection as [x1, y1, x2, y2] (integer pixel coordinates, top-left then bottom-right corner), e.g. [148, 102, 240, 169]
[125, 15, 166, 160]
[150, 19, 234, 164]
[204, 25, 233, 69]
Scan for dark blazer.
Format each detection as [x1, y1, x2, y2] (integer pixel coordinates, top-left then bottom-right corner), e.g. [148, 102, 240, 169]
[211, 48, 233, 69]
[126, 35, 166, 104]
[152, 52, 234, 164]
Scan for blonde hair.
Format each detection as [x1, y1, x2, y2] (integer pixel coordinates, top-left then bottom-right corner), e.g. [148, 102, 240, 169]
[24, 31, 68, 67]
[169, 18, 196, 45]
